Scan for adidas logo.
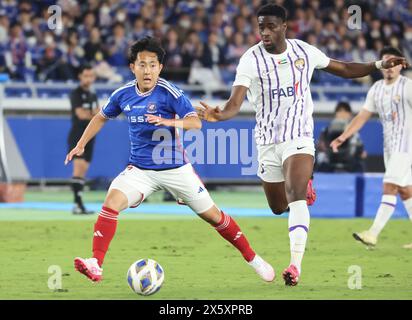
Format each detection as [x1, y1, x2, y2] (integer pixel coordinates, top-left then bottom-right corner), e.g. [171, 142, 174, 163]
[198, 186, 204, 193]
[124, 104, 131, 111]
[233, 231, 242, 241]
[94, 231, 104, 237]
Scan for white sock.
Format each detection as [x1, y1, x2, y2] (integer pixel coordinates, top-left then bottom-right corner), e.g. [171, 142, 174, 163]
[288, 200, 310, 274]
[369, 194, 397, 237]
[403, 198, 412, 222]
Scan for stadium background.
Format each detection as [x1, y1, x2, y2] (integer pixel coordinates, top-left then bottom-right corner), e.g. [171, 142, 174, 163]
[0, 0, 412, 300]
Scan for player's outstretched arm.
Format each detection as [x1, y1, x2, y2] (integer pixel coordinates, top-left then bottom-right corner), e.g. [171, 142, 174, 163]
[324, 57, 409, 79]
[330, 109, 372, 152]
[146, 114, 202, 130]
[196, 85, 248, 122]
[64, 112, 107, 164]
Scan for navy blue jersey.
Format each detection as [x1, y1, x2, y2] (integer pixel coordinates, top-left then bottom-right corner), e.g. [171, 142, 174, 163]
[101, 78, 197, 170]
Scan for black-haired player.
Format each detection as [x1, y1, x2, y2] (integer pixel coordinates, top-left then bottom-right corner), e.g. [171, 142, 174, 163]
[197, 4, 409, 286]
[68, 64, 99, 214]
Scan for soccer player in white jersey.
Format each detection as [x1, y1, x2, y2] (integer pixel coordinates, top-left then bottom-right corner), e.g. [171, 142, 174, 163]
[65, 37, 274, 283]
[331, 47, 412, 249]
[196, 4, 408, 286]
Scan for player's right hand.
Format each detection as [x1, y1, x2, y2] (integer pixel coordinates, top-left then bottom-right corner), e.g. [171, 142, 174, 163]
[65, 145, 85, 165]
[195, 101, 222, 122]
[330, 136, 346, 153]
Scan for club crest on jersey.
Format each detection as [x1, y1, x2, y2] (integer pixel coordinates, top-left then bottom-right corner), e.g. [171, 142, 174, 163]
[147, 103, 157, 113]
[294, 58, 305, 71]
[393, 95, 401, 104]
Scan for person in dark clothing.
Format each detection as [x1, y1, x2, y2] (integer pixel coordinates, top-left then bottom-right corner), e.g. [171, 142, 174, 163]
[316, 101, 367, 173]
[67, 64, 99, 214]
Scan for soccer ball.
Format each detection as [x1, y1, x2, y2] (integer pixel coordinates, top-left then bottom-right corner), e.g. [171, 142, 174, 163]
[127, 258, 165, 296]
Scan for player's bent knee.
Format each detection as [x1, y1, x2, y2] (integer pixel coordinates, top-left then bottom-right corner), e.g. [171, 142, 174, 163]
[196, 204, 220, 225]
[104, 189, 129, 212]
[398, 187, 412, 201]
[269, 205, 288, 215]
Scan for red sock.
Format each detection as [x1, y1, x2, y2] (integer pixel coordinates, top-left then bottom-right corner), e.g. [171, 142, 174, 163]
[214, 211, 256, 262]
[92, 206, 119, 267]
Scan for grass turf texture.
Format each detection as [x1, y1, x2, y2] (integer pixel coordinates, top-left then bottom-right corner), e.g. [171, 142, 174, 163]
[0, 191, 411, 300]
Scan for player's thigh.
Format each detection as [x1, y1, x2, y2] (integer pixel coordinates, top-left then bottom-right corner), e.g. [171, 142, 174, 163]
[82, 138, 95, 163]
[281, 137, 315, 202]
[158, 164, 215, 214]
[384, 153, 412, 188]
[108, 165, 159, 209]
[103, 188, 129, 212]
[283, 154, 314, 202]
[262, 181, 288, 214]
[398, 185, 412, 200]
[382, 182, 399, 195]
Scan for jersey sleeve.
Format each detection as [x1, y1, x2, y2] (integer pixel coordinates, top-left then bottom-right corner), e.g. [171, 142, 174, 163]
[100, 91, 122, 119]
[69, 90, 82, 110]
[405, 78, 412, 106]
[232, 54, 254, 88]
[307, 44, 330, 69]
[170, 93, 197, 118]
[362, 85, 377, 113]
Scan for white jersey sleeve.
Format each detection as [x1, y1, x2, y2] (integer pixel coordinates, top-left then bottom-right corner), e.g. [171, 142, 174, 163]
[362, 83, 378, 113]
[406, 77, 412, 106]
[232, 53, 254, 88]
[306, 43, 330, 69]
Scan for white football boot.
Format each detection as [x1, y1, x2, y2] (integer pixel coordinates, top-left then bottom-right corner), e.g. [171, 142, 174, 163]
[353, 230, 377, 247]
[248, 254, 275, 282]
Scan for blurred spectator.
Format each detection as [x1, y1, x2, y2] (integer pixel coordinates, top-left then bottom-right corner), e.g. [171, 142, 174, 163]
[131, 17, 151, 41]
[225, 32, 247, 72]
[162, 28, 182, 69]
[106, 22, 128, 67]
[0, 14, 9, 44]
[4, 22, 31, 80]
[60, 31, 85, 79]
[316, 102, 366, 173]
[83, 27, 107, 64]
[181, 31, 203, 68]
[0, 0, 410, 84]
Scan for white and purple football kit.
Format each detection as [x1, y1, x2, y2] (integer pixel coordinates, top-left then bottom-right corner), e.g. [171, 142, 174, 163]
[233, 39, 330, 182]
[363, 75, 412, 187]
[100, 78, 214, 213]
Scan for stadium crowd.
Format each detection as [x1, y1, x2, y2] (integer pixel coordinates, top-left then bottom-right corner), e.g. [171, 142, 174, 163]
[0, 0, 411, 84]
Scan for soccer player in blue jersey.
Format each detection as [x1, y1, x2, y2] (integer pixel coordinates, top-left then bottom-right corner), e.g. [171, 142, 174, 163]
[65, 37, 274, 283]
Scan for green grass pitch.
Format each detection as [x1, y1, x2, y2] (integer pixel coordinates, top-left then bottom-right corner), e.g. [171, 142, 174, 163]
[0, 190, 411, 300]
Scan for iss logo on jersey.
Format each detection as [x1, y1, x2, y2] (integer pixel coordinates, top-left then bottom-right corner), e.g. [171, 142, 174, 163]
[147, 103, 157, 113]
[294, 58, 305, 71]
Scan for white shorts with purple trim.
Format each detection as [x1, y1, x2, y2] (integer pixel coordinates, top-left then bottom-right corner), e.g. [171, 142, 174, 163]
[257, 137, 315, 183]
[383, 152, 412, 187]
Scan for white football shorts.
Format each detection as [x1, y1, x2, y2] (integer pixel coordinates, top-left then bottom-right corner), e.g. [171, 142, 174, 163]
[257, 137, 315, 183]
[383, 152, 412, 187]
[109, 163, 215, 214]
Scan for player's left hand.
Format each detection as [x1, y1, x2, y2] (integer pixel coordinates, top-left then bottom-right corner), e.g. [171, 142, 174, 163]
[145, 114, 173, 127]
[382, 56, 410, 69]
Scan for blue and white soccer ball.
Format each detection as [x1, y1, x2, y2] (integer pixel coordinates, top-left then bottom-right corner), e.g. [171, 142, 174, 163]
[127, 258, 165, 296]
